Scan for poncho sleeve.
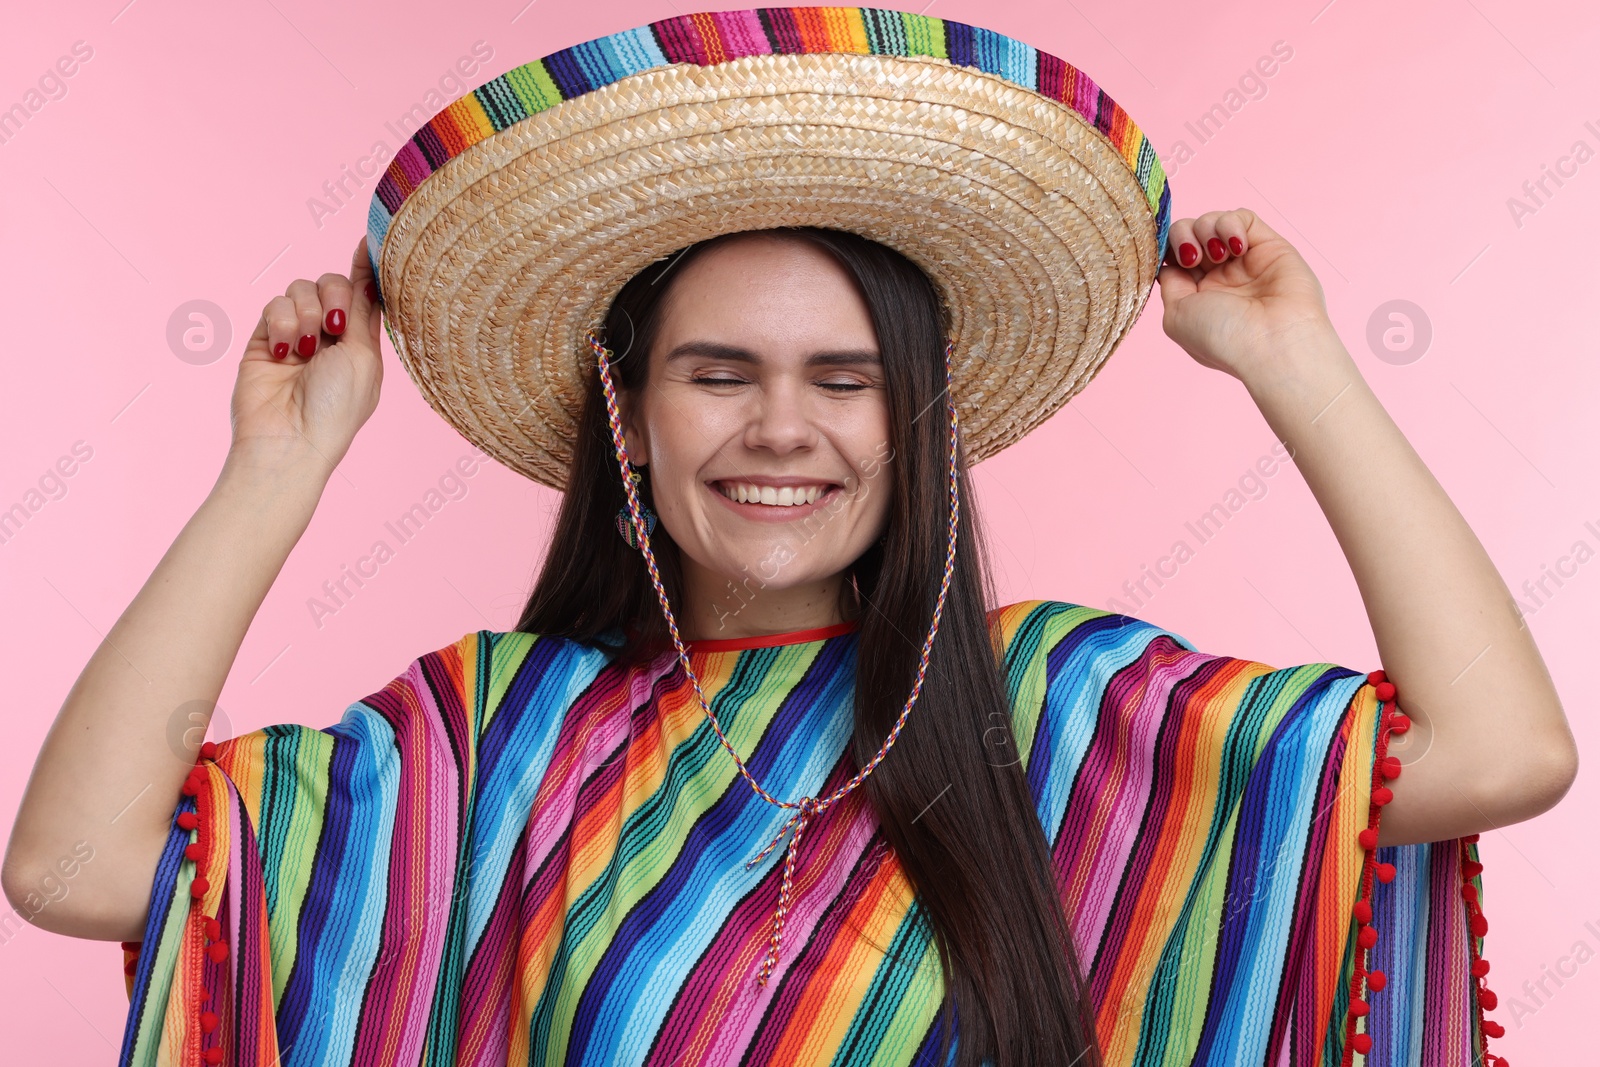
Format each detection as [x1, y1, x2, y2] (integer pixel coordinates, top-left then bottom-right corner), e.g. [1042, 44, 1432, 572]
[114, 628, 601, 1067]
[991, 600, 1499, 1067]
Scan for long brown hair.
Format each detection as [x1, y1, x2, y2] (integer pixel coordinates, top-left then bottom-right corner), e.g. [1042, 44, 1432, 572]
[518, 227, 1102, 1067]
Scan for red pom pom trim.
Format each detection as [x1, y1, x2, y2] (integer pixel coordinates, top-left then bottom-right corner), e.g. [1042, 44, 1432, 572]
[1366, 970, 1386, 992]
[206, 941, 229, 963]
[176, 811, 199, 831]
[200, 1011, 218, 1034]
[1358, 828, 1379, 851]
[1349, 1033, 1372, 1055]
[1374, 681, 1396, 702]
[1374, 862, 1397, 884]
[203, 1047, 224, 1065]
[1357, 926, 1378, 949]
[200, 741, 218, 760]
[1353, 900, 1372, 924]
[189, 877, 210, 898]
[205, 917, 222, 941]
[1378, 756, 1403, 780]
[1472, 959, 1490, 978]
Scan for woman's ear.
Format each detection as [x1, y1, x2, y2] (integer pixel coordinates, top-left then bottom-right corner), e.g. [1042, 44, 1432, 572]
[617, 390, 650, 467]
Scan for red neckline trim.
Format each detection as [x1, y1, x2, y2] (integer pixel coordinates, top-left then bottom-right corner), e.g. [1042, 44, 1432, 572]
[687, 618, 860, 653]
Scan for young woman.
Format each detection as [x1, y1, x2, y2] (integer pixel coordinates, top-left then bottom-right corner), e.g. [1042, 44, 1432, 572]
[5, 8, 1575, 1067]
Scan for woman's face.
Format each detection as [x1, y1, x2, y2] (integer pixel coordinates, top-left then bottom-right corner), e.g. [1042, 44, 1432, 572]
[619, 234, 894, 631]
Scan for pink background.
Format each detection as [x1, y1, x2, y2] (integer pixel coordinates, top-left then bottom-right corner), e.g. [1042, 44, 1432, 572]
[3, 0, 1596, 1061]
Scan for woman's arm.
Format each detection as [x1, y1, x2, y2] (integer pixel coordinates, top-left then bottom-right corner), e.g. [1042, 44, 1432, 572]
[1157, 209, 1577, 848]
[2, 238, 383, 940]
[1243, 325, 1575, 847]
[2, 451, 330, 942]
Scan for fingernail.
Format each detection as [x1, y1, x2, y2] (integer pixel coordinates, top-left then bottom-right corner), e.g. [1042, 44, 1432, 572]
[1178, 242, 1198, 267]
[1228, 236, 1244, 256]
[1207, 238, 1226, 261]
[364, 280, 377, 302]
[325, 308, 345, 335]
[272, 342, 289, 360]
[297, 334, 317, 358]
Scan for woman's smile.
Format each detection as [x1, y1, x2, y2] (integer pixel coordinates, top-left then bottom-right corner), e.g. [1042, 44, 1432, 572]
[707, 475, 845, 521]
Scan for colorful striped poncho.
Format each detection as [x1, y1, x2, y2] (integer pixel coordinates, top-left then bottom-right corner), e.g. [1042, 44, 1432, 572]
[116, 601, 1492, 1066]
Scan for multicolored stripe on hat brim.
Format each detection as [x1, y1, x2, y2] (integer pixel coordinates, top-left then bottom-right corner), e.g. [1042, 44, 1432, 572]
[365, 5, 1171, 299]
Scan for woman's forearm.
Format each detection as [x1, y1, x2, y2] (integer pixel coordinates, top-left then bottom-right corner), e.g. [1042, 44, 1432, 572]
[1242, 324, 1577, 847]
[2, 442, 330, 941]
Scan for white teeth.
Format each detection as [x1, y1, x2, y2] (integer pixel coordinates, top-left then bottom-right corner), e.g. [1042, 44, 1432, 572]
[716, 483, 831, 506]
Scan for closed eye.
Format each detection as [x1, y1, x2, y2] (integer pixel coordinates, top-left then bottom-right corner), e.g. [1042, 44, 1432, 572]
[684, 375, 870, 391]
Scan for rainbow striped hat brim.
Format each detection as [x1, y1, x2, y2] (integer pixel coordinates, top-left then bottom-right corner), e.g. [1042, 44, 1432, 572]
[365, 6, 1171, 489]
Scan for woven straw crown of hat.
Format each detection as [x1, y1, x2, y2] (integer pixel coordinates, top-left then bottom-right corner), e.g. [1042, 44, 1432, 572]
[365, 6, 1172, 490]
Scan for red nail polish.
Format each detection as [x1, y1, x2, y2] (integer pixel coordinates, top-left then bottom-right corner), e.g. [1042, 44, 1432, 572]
[325, 308, 345, 335]
[364, 280, 377, 302]
[1228, 236, 1244, 255]
[1178, 242, 1198, 267]
[297, 334, 317, 357]
[272, 342, 289, 360]
[1207, 238, 1226, 261]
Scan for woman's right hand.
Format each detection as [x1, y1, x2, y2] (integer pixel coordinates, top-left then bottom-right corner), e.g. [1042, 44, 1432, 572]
[229, 236, 386, 475]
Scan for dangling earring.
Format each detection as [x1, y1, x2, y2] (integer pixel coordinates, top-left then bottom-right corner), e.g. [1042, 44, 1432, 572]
[616, 466, 658, 549]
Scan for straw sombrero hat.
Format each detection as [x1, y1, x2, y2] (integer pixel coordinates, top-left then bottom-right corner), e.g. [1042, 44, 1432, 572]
[365, 5, 1171, 490]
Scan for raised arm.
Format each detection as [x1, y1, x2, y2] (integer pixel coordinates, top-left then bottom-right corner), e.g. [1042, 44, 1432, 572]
[1156, 209, 1577, 848]
[2, 238, 384, 941]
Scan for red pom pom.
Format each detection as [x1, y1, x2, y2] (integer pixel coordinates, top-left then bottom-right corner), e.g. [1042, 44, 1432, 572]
[205, 917, 222, 941]
[1366, 670, 1387, 686]
[1350, 1033, 1372, 1054]
[1349, 998, 1370, 1018]
[1462, 884, 1479, 904]
[1353, 900, 1372, 924]
[177, 811, 199, 831]
[1464, 833, 1480, 843]
[1358, 926, 1378, 949]
[1379, 756, 1403, 780]
[1372, 786, 1394, 806]
[189, 877, 210, 898]
[1375, 681, 1396, 702]
[200, 988, 212, 1004]
[206, 941, 229, 963]
[1480, 988, 1499, 1010]
[1358, 828, 1379, 851]
[1472, 958, 1491, 978]
[185, 842, 205, 862]
[120, 941, 140, 952]
[1483, 1020, 1505, 1039]
[124, 959, 138, 976]
[181, 780, 198, 797]
[200, 741, 218, 760]
[203, 1047, 224, 1065]
[200, 1011, 218, 1034]
[1367, 970, 1387, 992]
[1471, 914, 1489, 937]
[1389, 714, 1411, 734]
[1464, 860, 1484, 878]
[1375, 862, 1397, 883]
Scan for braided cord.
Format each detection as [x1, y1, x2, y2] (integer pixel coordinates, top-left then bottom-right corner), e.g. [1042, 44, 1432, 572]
[587, 328, 961, 987]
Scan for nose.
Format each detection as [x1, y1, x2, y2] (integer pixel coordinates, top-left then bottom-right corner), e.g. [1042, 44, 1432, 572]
[742, 377, 819, 456]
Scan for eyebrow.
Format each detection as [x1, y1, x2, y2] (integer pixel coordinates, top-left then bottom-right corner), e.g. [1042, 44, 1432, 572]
[663, 340, 881, 367]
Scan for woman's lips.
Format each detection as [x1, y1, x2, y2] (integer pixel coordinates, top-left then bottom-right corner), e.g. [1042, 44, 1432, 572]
[707, 483, 844, 524]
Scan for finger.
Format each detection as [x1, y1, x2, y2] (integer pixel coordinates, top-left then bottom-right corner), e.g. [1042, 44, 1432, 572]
[349, 237, 383, 350]
[1156, 259, 1198, 303]
[285, 278, 326, 359]
[1212, 209, 1253, 260]
[1190, 212, 1228, 265]
[316, 267, 354, 340]
[257, 294, 303, 362]
[1165, 218, 1202, 270]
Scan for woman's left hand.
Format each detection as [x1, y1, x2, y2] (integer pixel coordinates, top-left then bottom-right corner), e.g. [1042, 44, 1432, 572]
[1156, 208, 1337, 384]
